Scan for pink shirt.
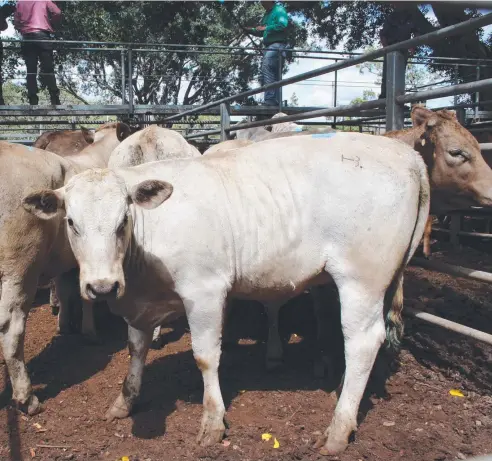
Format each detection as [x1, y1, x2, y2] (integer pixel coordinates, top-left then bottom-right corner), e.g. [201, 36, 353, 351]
[14, 0, 61, 35]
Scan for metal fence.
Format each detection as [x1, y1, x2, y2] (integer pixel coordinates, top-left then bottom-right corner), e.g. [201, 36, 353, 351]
[146, 12, 492, 351]
[1, 13, 492, 346]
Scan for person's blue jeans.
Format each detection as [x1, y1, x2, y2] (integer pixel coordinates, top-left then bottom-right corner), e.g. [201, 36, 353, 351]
[261, 42, 286, 106]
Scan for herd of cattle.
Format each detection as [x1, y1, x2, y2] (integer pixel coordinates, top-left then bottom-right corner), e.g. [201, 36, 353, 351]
[0, 106, 490, 455]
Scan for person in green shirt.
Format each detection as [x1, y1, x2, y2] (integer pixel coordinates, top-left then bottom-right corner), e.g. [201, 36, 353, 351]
[250, 1, 289, 107]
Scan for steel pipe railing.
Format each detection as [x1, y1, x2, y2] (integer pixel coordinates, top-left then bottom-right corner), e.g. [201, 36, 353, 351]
[397, 78, 492, 104]
[163, 12, 492, 123]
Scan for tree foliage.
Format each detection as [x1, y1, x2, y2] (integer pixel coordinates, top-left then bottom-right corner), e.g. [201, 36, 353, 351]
[1, 1, 490, 107]
[51, 1, 307, 106]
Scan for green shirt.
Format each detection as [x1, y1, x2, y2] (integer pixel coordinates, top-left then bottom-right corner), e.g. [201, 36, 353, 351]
[250, 3, 289, 46]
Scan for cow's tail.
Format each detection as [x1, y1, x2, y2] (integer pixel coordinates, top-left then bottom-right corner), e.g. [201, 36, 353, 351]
[385, 155, 430, 351]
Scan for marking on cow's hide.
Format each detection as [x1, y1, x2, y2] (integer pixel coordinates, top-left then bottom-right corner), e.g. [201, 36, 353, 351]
[311, 132, 337, 139]
[341, 154, 362, 168]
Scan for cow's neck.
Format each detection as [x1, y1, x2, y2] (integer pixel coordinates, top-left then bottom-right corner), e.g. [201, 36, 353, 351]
[66, 131, 119, 172]
[386, 125, 435, 173]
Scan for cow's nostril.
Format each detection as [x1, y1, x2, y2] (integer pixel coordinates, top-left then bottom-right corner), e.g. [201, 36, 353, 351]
[85, 280, 119, 300]
[86, 283, 97, 300]
[110, 281, 119, 294]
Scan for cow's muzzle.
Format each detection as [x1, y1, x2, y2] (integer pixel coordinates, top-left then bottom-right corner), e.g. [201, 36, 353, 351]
[85, 279, 122, 301]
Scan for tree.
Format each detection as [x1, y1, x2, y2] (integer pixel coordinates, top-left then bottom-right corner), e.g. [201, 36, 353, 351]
[350, 89, 377, 105]
[357, 46, 435, 92]
[0, 82, 112, 139]
[289, 92, 299, 106]
[38, 1, 308, 106]
[287, 2, 492, 107]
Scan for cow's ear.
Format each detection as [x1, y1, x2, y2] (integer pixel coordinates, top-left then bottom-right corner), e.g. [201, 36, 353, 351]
[22, 188, 65, 220]
[116, 122, 131, 142]
[81, 127, 95, 144]
[130, 180, 173, 210]
[411, 105, 433, 127]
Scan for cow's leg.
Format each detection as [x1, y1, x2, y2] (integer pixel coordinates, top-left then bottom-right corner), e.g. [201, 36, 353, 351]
[81, 300, 100, 343]
[49, 279, 60, 316]
[0, 277, 41, 415]
[221, 301, 235, 347]
[54, 271, 81, 335]
[105, 324, 152, 421]
[150, 325, 163, 350]
[423, 215, 433, 258]
[264, 301, 284, 371]
[185, 290, 226, 446]
[315, 283, 385, 455]
[311, 287, 332, 378]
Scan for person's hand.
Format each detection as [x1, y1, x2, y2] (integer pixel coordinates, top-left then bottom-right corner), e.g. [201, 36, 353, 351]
[256, 25, 266, 31]
[409, 47, 416, 55]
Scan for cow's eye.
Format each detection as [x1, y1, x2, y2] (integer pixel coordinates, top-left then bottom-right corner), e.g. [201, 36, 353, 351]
[66, 217, 79, 235]
[449, 149, 468, 160]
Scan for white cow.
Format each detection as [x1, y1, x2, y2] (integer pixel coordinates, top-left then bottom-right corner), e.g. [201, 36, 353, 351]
[73, 125, 201, 348]
[109, 124, 200, 168]
[23, 133, 429, 454]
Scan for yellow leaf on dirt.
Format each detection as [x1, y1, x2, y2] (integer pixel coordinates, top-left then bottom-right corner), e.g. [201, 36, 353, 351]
[33, 423, 43, 430]
[121, 457, 130, 461]
[261, 433, 272, 441]
[449, 389, 465, 398]
[273, 438, 280, 449]
[29, 448, 36, 458]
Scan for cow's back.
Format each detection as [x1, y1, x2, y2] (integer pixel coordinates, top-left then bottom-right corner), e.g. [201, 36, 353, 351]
[121, 132, 426, 301]
[109, 125, 200, 168]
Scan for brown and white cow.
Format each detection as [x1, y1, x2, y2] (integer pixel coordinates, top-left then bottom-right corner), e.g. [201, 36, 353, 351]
[33, 127, 95, 156]
[385, 106, 492, 258]
[0, 122, 130, 415]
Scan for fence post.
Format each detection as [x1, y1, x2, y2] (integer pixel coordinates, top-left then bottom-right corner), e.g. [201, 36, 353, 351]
[121, 49, 126, 104]
[278, 49, 283, 113]
[385, 51, 406, 132]
[220, 102, 231, 142]
[127, 47, 134, 116]
[475, 64, 480, 120]
[333, 59, 338, 128]
[450, 213, 461, 249]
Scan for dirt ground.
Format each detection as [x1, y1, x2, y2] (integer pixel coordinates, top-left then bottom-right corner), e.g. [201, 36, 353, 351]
[1, 243, 492, 461]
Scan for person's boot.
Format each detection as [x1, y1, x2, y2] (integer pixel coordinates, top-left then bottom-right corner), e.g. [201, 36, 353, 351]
[50, 91, 61, 106]
[28, 95, 39, 106]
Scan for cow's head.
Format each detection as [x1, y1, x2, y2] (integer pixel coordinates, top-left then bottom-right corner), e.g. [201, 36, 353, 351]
[411, 106, 492, 211]
[93, 122, 132, 143]
[22, 169, 173, 302]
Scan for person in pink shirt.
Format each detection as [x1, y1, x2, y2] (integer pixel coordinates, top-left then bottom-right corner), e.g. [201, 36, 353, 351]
[14, 0, 61, 105]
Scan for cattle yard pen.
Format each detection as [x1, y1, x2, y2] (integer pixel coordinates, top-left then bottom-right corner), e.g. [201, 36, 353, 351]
[170, 13, 492, 350]
[0, 14, 491, 345]
[0, 13, 492, 461]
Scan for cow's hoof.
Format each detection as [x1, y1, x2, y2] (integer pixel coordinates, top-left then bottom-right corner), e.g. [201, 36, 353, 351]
[150, 336, 164, 350]
[265, 358, 283, 372]
[105, 395, 131, 421]
[18, 395, 42, 416]
[318, 437, 349, 456]
[196, 418, 225, 447]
